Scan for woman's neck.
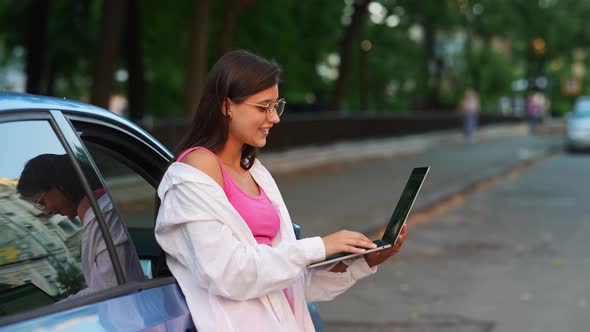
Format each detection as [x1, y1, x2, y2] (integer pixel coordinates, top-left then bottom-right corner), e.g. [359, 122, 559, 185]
[217, 139, 244, 171]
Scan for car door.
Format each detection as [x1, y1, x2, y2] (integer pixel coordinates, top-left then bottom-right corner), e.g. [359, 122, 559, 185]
[0, 110, 194, 331]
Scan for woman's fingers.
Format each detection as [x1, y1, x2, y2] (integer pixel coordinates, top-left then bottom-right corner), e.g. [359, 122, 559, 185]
[351, 238, 377, 249]
[344, 231, 374, 244]
[345, 245, 369, 254]
[393, 224, 408, 251]
[364, 224, 409, 267]
[322, 230, 377, 256]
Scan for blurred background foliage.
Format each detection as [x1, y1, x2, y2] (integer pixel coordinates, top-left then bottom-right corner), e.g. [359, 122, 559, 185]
[1, 0, 590, 119]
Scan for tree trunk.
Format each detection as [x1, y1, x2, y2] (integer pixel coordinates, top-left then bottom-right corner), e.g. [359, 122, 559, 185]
[418, 20, 435, 111]
[46, 59, 57, 96]
[184, 0, 211, 116]
[25, 0, 49, 94]
[91, 0, 128, 109]
[219, 0, 256, 55]
[125, 0, 145, 121]
[359, 48, 370, 111]
[330, 0, 369, 112]
[464, 25, 476, 91]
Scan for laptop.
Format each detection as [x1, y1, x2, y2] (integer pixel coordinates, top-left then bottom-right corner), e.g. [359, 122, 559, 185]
[308, 167, 429, 268]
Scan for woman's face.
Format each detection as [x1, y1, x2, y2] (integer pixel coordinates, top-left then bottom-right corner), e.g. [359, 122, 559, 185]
[227, 84, 281, 148]
[31, 187, 78, 220]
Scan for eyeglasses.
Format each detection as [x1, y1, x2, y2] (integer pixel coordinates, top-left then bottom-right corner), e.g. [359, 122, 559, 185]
[33, 192, 47, 211]
[243, 98, 286, 117]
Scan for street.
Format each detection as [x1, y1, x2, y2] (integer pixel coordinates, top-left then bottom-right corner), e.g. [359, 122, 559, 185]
[276, 133, 590, 331]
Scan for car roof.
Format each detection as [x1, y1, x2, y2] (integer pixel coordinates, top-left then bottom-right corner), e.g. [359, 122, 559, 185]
[0, 92, 172, 158]
[1, 91, 118, 116]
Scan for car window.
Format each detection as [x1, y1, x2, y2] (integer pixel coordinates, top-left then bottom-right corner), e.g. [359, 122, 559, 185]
[82, 141, 159, 279]
[0, 120, 137, 316]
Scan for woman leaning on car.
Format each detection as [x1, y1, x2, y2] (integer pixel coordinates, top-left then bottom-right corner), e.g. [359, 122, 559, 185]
[154, 50, 407, 331]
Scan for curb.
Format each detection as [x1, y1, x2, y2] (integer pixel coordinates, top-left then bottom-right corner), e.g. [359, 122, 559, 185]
[259, 123, 529, 174]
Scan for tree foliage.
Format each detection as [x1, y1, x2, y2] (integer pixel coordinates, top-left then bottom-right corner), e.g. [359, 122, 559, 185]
[2, 0, 590, 116]
[54, 260, 86, 299]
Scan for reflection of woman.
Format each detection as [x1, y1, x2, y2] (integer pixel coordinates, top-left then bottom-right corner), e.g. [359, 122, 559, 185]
[155, 50, 407, 331]
[17, 154, 144, 299]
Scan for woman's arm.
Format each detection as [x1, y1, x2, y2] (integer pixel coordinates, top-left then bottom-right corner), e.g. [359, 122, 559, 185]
[304, 258, 376, 302]
[178, 218, 325, 301]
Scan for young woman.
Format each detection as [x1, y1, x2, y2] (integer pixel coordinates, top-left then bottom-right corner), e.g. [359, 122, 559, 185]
[17, 154, 144, 300]
[155, 50, 407, 331]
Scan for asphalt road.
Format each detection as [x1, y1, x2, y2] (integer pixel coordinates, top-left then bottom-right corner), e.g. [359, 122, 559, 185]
[275, 134, 562, 239]
[276, 133, 589, 332]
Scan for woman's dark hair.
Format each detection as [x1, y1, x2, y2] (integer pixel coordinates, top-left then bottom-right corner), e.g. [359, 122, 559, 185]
[17, 154, 102, 205]
[175, 49, 281, 170]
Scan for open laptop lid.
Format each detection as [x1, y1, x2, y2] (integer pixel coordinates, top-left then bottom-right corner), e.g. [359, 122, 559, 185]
[308, 166, 429, 269]
[382, 166, 429, 244]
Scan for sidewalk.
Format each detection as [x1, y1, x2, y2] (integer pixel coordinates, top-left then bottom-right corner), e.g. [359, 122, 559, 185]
[259, 123, 530, 174]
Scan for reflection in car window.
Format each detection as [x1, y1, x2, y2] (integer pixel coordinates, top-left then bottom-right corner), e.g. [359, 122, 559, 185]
[0, 121, 84, 314]
[83, 142, 158, 279]
[0, 121, 143, 317]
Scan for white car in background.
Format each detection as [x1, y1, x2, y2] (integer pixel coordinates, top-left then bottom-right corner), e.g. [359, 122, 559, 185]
[566, 96, 590, 151]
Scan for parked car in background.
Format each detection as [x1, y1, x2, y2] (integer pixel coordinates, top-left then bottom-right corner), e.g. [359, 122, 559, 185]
[565, 95, 590, 152]
[0, 92, 324, 331]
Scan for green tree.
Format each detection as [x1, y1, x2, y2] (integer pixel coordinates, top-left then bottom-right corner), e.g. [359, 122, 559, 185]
[331, 0, 369, 112]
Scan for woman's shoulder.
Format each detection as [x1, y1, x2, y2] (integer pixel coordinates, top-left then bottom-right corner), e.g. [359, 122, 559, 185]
[181, 149, 224, 188]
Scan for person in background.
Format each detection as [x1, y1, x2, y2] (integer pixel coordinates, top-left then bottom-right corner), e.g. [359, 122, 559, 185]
[459, 89, 480, 144]
[17, 154, 144, 300]
[155, 50, 408, 331]
[526, 88, 549, 134]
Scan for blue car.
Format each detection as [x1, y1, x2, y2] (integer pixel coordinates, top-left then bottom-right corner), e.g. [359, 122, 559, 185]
[0, 92, 324, 331]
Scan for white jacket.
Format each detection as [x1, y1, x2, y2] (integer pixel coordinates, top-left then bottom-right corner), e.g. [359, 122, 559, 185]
[155, 160, 376, 331]
[65, 194, 144, 301]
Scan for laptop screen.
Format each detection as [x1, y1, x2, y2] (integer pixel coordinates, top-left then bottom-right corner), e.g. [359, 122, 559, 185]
[382, 167, 429, 243]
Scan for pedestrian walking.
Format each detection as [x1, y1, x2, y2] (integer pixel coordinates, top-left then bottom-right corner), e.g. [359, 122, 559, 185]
[526, 88, 548, 134]
[459, 89, 480, 143]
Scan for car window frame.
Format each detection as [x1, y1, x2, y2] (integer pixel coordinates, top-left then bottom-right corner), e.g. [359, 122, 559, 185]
[0, 276, 177, 327]
[65, 115, 171, 277]
[50, 110, 127, 282]
[62, 114, 177, 280]
[65, 112, 172, 179]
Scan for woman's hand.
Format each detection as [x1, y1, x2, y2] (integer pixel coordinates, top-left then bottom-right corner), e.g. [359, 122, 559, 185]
[364, 224, 408, 268]
[322, 230, 377, 257]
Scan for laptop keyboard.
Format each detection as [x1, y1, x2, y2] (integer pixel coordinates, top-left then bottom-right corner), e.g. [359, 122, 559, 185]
[324, 240, 390, 260]
[373, 239, 389, 247]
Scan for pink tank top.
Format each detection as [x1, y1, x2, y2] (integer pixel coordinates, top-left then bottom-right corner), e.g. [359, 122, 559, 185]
[177, 147, 294, 310]
[177, 147, 280, 246]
